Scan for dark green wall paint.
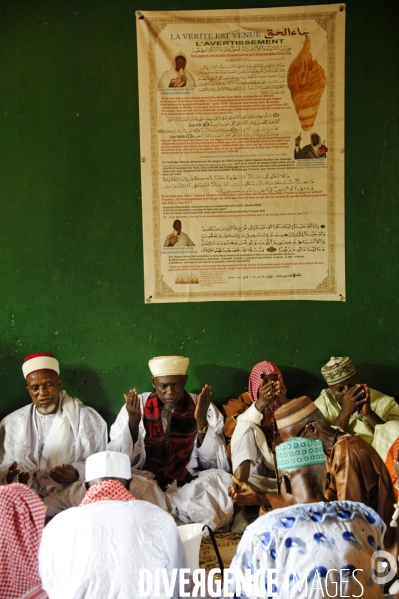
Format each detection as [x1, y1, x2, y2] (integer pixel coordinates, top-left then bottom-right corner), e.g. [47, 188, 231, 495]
[0, 0, 398, 426]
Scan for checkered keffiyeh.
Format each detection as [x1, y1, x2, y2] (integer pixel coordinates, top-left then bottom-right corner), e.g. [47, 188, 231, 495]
[276, 437, 326, 470]
[248, 360, 283, 403]
[80, 479, 135, 506]
[20, 586, 47, 599]
[0, 483, 46, 599]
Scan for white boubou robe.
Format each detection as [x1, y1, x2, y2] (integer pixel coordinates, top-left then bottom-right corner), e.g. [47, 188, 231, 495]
[107, 392, 234, 530]
[0, 390, 107, 515]
[39, 498, 187, 599]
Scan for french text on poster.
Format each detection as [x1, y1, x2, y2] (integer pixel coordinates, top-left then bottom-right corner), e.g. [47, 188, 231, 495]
[137, 4, 345, 302]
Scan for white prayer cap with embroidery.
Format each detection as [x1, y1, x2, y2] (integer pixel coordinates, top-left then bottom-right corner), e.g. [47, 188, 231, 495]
[148, 355, 189, 377]
[22, 352, 60, 379]
[85, 451, 131, 482]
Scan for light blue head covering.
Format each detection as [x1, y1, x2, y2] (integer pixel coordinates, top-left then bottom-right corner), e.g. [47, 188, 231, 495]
[276, 437, 326, 470]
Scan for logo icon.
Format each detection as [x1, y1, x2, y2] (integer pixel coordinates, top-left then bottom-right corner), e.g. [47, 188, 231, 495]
[371, 550, 397, 585]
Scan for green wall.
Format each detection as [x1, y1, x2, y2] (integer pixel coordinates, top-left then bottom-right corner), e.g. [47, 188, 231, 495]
[0, 0, 398, 426]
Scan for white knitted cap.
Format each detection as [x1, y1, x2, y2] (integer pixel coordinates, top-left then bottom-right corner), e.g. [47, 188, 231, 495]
[85, 451, 131, 482]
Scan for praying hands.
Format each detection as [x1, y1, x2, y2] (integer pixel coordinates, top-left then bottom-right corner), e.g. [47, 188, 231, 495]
[124, 388, 141, 444]
[228, 475, 266, 506]
[195, 384, 211, 446]
[49, 464, 79, 485]
[6, 462, 30, 485]
[256, 379, 287, 413]
[169, 72, 186, 87]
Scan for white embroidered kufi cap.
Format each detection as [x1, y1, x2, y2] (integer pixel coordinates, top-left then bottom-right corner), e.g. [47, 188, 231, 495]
[321, 356, 356, 385]
[22, 352, 60, 379]
[85, 451, 131, 482]
[148, 355, 189, 377]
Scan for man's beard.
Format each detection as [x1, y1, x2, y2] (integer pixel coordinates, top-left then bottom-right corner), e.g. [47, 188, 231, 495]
[162, 401, 178, 411]
[36, 403, 57, 415]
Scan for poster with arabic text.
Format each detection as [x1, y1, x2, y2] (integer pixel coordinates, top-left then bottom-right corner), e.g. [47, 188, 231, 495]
[137, 4, 345, 303]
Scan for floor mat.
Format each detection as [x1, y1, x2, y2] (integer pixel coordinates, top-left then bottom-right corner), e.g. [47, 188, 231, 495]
[199, 531, 242, 574]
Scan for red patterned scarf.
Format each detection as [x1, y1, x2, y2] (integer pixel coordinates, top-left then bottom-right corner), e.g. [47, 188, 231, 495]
[80, 480, 134, 506]
[143, 390, 197, 483]
[248, 360, 284, 441]
[21, 586, 47, 599]
[0, 483, 46, 599]
[248, 360, 284, 403]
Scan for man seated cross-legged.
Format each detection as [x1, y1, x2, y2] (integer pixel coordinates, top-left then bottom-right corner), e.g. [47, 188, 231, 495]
[226, 360, 289, 530]
[0, 352, 107, 517]
[108, 355, 233, 530]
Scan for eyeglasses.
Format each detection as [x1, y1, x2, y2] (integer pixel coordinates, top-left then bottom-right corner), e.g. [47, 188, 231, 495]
[297, 420, 317, 437]
[277, 472, 289, 487]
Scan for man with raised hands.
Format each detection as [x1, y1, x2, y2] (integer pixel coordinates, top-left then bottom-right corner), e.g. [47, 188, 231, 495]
[108, 354, 233, 530]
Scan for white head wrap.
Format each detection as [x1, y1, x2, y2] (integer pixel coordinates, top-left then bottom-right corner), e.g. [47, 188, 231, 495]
[148, 355, 189, 377]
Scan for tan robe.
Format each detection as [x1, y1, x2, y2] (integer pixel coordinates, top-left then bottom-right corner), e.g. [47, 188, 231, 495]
[222, 392, 252, 450]
[327, 434, 398, 556]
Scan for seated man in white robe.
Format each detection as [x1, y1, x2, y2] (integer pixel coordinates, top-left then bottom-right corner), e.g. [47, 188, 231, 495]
[0, 352, 107, 516]
[40, 451, 187, 599]
[315, 356, 399, 460]
[229, 361, 289, 496]
[108, 355, 233, 530]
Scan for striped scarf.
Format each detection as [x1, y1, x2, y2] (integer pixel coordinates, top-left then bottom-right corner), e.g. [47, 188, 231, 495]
[143, 391, 197, 484]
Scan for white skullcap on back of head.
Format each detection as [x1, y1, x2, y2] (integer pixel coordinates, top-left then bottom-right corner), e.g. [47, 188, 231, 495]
[22, 352, 60, 379]
[148, 355, 189, 377]
[85, 451, 131, 482]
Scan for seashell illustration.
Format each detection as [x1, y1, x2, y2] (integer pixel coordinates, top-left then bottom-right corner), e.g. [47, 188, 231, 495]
[287, 37, 327, 131]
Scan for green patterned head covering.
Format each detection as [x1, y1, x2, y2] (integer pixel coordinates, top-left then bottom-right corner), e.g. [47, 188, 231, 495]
[276, 437, 326, 470]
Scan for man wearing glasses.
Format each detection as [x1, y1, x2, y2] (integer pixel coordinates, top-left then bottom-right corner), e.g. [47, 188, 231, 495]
[229, 437, 385, 599]
[275, 396, 398, 558]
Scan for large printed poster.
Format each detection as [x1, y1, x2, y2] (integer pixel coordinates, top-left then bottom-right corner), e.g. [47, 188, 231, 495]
[137, 5, 345, 303]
